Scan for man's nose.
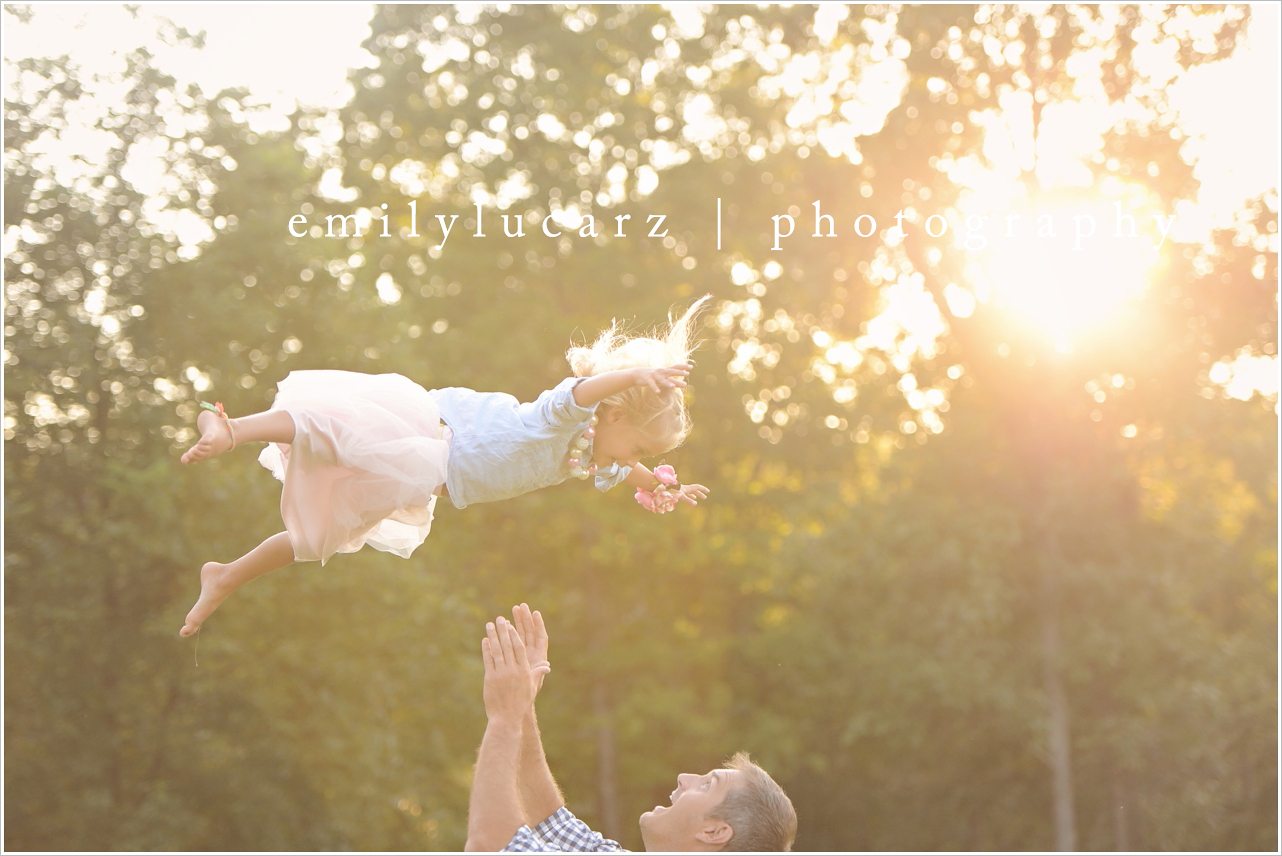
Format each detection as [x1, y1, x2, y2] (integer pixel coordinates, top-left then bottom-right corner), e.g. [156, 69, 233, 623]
[677, 773, 696, 788]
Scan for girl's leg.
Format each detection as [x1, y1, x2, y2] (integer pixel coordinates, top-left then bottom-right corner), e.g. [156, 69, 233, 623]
[180, 531, 296, 637]
[181, 409, 296, 464]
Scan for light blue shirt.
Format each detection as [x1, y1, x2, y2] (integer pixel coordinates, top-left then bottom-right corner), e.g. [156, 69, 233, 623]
[429, 376, 632, 510]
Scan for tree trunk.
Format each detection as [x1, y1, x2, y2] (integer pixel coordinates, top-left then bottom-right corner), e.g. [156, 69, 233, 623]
[1038, 546, 1077, 851]
[1112, 768, 1130, 851]
[593, 682, 621, 835]
[585, 556, 621, 836]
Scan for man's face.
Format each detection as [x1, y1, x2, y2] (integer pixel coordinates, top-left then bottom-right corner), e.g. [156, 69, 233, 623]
[638, 767, 739, 851]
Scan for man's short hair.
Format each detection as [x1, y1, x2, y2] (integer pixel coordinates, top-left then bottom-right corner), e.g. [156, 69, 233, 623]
[711, 752, 797, 851]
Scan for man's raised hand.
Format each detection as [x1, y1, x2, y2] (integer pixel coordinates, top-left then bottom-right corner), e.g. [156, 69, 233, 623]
[512, 603, 550, 696]
[481, 617, 535, 725]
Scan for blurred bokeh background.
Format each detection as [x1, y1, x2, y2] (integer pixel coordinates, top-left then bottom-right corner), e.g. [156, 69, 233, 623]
[4, 3, 1277, 851]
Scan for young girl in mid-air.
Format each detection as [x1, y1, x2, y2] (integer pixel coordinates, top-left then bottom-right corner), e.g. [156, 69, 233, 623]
[177, 297, 711, 637]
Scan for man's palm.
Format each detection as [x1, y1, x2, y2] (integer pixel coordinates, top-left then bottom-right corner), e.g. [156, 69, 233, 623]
[512, 603, 550, 694]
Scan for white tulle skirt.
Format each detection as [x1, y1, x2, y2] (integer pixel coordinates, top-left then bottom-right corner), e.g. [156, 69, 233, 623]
[256, 370, 450, 565]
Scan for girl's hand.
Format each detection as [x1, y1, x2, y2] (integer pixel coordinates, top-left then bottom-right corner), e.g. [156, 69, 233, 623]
[632, 363, 691, 394]
[635, 483, 708, 513]
[676, 483, 710, 506]
[635, 485, 679, 513]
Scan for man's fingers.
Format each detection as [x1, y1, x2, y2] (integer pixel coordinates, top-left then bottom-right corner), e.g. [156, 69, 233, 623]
[515, 603, 534, 643]
[496, 617, 519, 666]
[482, 637, 495, 672]
[520, 603, 548, 657]
[506, 622, 530, 669]
[486, 621, 505, 666]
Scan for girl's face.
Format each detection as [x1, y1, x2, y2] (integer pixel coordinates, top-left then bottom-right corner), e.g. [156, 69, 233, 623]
[591, 409, 662, 468]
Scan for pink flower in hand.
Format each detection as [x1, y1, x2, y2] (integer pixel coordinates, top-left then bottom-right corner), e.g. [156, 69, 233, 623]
[653, 465, 678, 487]
[635, 488, 658, 512]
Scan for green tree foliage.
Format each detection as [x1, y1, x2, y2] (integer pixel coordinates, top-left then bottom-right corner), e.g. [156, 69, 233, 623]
[5, 4, 1276, 851]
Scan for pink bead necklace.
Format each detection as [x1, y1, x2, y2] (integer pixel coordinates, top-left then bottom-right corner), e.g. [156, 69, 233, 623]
[567, 414, 599, 480]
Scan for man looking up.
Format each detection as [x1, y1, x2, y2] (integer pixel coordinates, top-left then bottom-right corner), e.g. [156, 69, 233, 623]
[465, 605, 797, 852]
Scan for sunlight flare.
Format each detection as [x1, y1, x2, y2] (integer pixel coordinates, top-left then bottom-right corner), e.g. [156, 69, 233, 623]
[961, 190, 1167, 351]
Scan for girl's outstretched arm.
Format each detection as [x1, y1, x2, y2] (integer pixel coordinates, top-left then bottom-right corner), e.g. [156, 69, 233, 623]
[627, 463, 710, 508]
[571, 363, 690, 407]
[625, 462, 659, 489]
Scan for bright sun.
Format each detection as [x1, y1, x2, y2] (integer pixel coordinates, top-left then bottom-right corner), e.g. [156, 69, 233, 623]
[960, 189, 1167, 353]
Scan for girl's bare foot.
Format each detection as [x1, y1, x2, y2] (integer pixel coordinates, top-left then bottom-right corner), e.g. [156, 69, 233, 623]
[181, 410, 235, 464]
[180, 561, 234, 637]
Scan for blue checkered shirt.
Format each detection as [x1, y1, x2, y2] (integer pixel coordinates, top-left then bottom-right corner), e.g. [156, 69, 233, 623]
[503, 807, 627, 852]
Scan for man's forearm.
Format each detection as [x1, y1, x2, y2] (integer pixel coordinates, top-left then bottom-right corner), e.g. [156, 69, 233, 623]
[572, 368, 637, 407]
[518, 709, 565, 825]
[465, 719, 526, 852]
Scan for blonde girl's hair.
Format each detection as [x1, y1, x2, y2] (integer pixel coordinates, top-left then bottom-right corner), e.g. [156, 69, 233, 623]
[565, 294, 711, 453]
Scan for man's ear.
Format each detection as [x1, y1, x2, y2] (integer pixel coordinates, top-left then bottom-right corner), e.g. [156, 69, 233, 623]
[601, 405, 624, 424]
[696, 819, 733, 848]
